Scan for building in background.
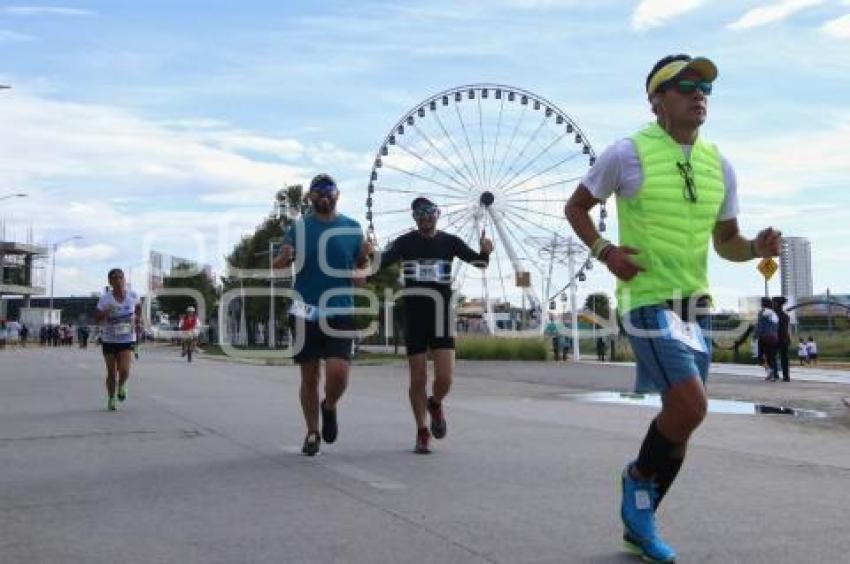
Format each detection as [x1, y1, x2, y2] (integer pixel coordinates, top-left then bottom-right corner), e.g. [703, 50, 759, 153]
[780, 237, 812, 301]
[0, 240, 47, 320]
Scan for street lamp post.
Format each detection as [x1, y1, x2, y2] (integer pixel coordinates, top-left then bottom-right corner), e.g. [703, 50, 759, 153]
[49, 235, 83, 314]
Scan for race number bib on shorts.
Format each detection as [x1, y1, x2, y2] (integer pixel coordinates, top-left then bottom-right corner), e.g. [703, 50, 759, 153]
[289, 300, 318, 321]
[663, 310, 707, 353]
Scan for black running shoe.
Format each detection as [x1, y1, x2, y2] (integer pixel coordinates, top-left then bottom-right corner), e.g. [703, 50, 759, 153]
[428, 397, 447, 439]
[414, 428, 431, 454]
[321, 399, 338, 444]
[301, 432, 320, 456]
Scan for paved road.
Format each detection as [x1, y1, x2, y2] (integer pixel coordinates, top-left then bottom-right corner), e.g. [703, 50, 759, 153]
[1, 346, 849, 563]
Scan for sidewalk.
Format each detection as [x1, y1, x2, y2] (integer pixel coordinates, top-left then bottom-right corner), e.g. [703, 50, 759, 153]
[590, 360, 850, 385]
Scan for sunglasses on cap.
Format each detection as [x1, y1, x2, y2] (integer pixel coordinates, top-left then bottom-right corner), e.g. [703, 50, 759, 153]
[310, 179, 338, 194]
[412, 204, 440, 219]
[660, 79, 712, 96]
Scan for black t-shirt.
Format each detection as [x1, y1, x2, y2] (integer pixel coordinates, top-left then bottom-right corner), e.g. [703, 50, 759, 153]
[378, 230, 489, 295]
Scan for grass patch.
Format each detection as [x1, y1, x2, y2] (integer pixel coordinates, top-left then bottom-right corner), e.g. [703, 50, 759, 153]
[456, 336, 548, 361]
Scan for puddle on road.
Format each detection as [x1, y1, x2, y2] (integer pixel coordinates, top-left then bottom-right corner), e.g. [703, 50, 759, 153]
[564, 392, 827, 419]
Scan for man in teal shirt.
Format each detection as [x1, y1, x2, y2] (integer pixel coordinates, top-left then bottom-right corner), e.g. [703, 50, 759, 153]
[275, 174, 369, 456]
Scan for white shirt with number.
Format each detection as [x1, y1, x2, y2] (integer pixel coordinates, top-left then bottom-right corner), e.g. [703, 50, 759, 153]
[97, 290, 140, 343]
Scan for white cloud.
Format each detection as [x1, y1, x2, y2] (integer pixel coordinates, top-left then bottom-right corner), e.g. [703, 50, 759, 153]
[0, 93, 375, 296]
[3, 6, 95, 17]
[720, 115, 850, 199]
[727, 0, 824, 30]
[631, 0, 705, 31]
[822, 13, 850, 38]
[208, 130, 306, 159]
[156, 118, 230, 130]
[0, 94, 320, 202]
[0, 29, 35, 42]
[499, 0, 579, 7]
[56, 243, 117, 261]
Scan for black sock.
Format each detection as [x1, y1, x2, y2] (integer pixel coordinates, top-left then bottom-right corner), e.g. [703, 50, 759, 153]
[634, 419, 677, 481]
[654, 456, 684, 509]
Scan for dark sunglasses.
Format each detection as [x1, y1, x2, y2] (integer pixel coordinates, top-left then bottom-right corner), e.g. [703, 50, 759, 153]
[412, 205, 440, 219]
[662, 79, 712, 96]
[309, 179, 338, 194]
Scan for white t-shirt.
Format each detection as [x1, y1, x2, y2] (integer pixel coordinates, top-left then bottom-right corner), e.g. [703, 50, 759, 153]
[798, 343, 808, 357]
[97, 290, 140, 343]
[582, 137, 739, 221]
[806, 341, 817, 355]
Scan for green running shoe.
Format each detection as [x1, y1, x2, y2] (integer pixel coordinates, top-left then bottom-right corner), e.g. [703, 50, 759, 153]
[107, 396, 118, 411]
[117, 384, 127, 402]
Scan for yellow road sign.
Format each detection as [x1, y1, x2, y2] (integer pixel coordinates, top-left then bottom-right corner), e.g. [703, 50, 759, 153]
[758, 257, 778, 281]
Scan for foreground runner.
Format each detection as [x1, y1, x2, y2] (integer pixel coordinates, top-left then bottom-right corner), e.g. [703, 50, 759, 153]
[566, 54, 781, 562]
[376, 196, 492, 454]
[93, 268, 142, 411]
[274, 174, 369, 456]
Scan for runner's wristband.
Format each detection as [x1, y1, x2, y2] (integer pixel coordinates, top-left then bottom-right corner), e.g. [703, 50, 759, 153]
[590, 237, 612, 259]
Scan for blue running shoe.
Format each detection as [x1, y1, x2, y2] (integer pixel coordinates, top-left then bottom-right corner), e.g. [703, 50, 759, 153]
[620, 465, 676, 563]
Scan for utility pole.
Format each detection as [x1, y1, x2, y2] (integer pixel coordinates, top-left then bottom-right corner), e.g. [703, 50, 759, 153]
[827, 287, 833, 335]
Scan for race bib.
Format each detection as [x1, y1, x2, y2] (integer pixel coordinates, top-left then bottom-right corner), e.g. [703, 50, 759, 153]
[289, 300, 318, 321]
[113, 322, 133, 337]
[663, 310, 707, 353]
[415, 263, 440, 282]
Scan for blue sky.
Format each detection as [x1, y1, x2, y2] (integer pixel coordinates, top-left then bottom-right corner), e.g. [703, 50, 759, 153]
[1, 0, 849, 311]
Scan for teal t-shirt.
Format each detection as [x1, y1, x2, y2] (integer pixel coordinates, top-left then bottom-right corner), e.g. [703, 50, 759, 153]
[284, 213, 363, 315]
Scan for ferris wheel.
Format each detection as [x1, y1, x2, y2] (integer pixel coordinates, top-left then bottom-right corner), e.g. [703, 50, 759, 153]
[366, 84, 606, 330]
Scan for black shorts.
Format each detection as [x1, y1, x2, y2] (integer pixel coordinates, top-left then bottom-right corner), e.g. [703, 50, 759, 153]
[288, 315, 354, 364]
[403, 295, 454, 356]
[102, 342, 134, 356]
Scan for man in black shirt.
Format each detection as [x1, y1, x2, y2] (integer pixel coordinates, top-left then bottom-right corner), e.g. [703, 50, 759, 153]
[376, 196, 493, 453]
[772, 296, 791, 382]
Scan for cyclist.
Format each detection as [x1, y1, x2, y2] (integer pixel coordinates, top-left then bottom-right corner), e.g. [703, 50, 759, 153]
[180, 306, 199, 361]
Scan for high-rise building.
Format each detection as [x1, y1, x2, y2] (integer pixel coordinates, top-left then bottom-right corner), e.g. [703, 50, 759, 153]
[780, 237, 812, 300]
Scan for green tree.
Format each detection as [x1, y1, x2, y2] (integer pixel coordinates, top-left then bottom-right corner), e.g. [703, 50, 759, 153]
[157, 262, 219, 322]
[584, 292, 611, 321]
[221, 184, 308, 344]
[353, 262, 402, 339]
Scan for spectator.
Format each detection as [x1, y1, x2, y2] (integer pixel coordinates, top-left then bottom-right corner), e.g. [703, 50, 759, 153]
[596, 336, 607, 362]
[772, 297, 791, 381]
[545, 317, 561, 361]
[6, 319, 20, 345]
[755, 297, 779, 381]
[0, 319, 7, 349]
[806, 336, 818, 367]
[797, 338, 808, 366]
[20, 323, 29, 347]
